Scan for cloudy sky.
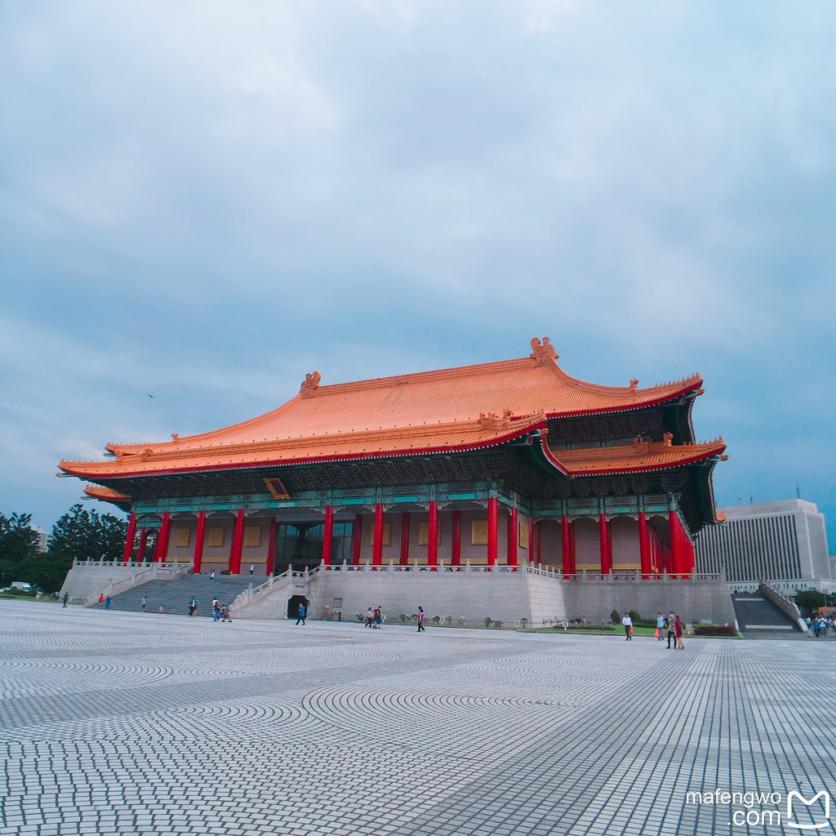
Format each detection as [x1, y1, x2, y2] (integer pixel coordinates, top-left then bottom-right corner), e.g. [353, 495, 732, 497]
[1, 1, 834, 545]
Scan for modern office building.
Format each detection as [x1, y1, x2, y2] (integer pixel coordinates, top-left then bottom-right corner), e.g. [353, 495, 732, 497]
[696, 499, 834, 594]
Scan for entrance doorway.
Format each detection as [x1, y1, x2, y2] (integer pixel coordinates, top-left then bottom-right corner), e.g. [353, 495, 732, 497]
[287, 595, 309, 619]
[272, 521, 354, 575]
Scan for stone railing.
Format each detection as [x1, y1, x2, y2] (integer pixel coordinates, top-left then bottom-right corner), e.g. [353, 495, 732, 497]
[75, 560, 190, 606]
[230, 566, 320, 611]
[758, 582, 807, 632]
[319, 560, 722, 583]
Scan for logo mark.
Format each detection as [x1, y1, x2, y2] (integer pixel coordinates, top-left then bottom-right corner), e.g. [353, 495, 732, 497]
[786, 790, 831, 831]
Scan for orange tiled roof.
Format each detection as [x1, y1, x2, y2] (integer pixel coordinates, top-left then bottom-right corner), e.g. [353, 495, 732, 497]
[84, 485, 130, 503]
[59, 338, 703, 479]
[546, 437, 727, 476]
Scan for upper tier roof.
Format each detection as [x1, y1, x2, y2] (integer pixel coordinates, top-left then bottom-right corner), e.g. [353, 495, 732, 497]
[59, 338, 703, 479]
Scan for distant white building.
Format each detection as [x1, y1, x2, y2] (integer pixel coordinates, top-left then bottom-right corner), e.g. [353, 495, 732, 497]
[33, 527, 48, 553]
[696, 499, 834, 595]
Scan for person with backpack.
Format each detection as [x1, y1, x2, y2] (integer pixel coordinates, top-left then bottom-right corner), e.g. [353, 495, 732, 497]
[655, 612, 665, 641]
[296, 601, 306, 626]
[417, 606, 426, 632]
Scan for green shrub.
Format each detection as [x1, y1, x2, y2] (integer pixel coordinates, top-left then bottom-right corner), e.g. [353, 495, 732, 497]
[693, 624, 736, 636]
[627, 610, 641, 622]
[484, 617, 492, 628]
[610, 609, 621, 624]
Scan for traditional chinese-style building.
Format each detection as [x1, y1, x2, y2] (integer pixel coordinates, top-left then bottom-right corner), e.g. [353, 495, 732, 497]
[59, 338, 726, 585]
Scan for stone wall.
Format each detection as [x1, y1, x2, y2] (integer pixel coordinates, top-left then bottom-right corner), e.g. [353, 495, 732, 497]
[238, 568, 734, 627]
[59, 564, 147, 602]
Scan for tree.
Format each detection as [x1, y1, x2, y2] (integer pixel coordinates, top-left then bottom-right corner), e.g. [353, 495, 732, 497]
[794, 589, 827, 615]
[49, 504, 127, 563]
[0, 512, 40, 564]
[0, 513, 41, 587]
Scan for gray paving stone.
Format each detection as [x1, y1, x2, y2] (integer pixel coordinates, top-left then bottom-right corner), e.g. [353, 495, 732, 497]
[0, 600, 833, 835]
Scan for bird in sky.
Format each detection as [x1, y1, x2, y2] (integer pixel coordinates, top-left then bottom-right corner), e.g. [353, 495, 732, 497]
[146, 394, 154, 399]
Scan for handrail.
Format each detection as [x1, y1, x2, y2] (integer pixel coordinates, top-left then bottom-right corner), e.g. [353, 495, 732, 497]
[758, 582, 807, 632]
[231, 565, 324, 611]
[317, 561, 722, 583]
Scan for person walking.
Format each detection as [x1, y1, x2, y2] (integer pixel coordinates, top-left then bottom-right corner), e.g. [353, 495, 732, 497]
[249, 565, 255, 576]
[655, 612, 665, 641]
[666, 611, 676, 649]
[373, 606, 382, 629]
[622, 613, 633, 641]
[210, 570, 215, 580]
[296, 601, 307, 626]
[188, 596, 198, 617]
[211, 598, 220, 622]
[140, 596, 148, 613]
[417, 606, 426, 632]
[365, 607, 374, 628]
[62, 592, 68, 608]
[105, 595, 112, 610]
[674, 614, 685, 650]
[97, 592, 105, 608]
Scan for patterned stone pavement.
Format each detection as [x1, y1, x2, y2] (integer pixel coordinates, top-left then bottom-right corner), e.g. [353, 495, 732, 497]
[0, 601, 833, 836]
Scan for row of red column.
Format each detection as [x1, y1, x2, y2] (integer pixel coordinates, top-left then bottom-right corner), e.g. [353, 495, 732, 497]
[553, 511, 694, 577]
[122, 504, 696, 577]
[344, 499, 507, 571]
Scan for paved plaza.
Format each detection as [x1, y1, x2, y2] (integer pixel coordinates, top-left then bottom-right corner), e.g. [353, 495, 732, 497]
[0, 601, 833, 836]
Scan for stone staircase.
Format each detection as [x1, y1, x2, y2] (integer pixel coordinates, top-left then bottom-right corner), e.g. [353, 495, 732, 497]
[732, 584, 805, 638]
[105, 574, 257, 617]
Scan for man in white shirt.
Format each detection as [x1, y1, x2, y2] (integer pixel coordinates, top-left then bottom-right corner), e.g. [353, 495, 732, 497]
[622, 613, 633, 641]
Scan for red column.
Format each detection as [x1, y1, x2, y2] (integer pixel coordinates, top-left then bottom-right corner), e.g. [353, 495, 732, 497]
[669, 511, 684, 578]
[561, 515, 575, 576]
[598, 513, 612, 575]
[229, 509, 245, 574]
[684, 531, 696, 575]
[122, 513, 137, 564]
[351, 513, 363, 565]
[427, 501, 438, 571]
[528, 517, 534, 565]
[487, 497, 498, 568]
[266, 518, 277, 575]
[153, 513, 170, 563]
[193, 511, 206, 573]
[137, 529, 148, 562]
[322, 506, 334, 566]
[534, 521, 542, 565]
[372, 503, 384, 567]
[507, 508, 518, 568]
[638, 511, 651, 579]
[451, 510, 462, 566]
[399, 513, 410, 565]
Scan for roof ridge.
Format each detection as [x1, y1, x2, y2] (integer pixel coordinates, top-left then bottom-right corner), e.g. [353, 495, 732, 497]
[77, 415, 545, 468]
[308, 356, 536, 396]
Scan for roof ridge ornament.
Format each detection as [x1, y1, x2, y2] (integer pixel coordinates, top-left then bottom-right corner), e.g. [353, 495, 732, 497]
[529, 336, 558, 365]
[300, 370, 322, 398]
[478, 408, 513, 430]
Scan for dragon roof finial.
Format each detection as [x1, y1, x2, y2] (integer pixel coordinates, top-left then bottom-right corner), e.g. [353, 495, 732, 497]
[300, 371, 322, 397]
[530, 336, 558, 365]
